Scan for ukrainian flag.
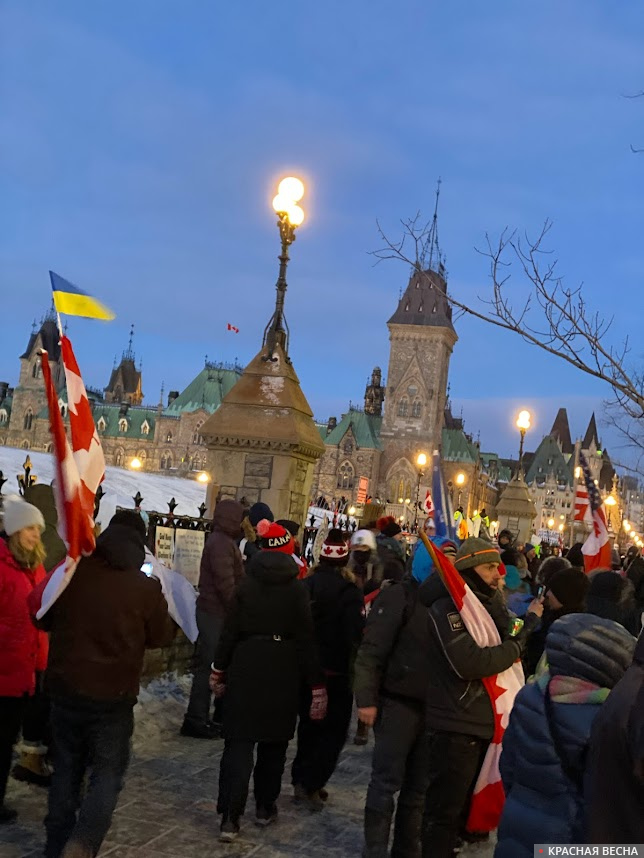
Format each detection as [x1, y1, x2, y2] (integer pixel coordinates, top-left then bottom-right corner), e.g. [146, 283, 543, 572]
[50, 271, 115, 320]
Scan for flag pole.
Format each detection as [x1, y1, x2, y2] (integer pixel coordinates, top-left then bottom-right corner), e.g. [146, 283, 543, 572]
[56, 311, 64, 341]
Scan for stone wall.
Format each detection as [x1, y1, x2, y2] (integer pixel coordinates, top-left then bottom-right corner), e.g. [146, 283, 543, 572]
[141, 629, 195, 679]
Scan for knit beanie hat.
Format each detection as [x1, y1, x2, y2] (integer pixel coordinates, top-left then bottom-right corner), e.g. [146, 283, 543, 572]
[1, 494, 45, 536]
[454, 537, 501, 572]
[256, 519, 294, 554]
[548, 567, 589, 611]
[320, 528, 349, 564]
[538, 556, 572, 588]
[110, 509, 147, 540]
[441, 540, 458, 558]
[276, 519, 300, 539]
[377, 515, 402, 538]
[249, 502, 274, 528]
[350, 529, 377, 551]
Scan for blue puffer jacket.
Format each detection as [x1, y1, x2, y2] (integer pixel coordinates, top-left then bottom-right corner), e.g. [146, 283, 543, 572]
[495, 613, 635, 858]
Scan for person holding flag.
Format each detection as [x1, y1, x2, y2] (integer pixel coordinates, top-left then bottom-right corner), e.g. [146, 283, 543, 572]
[418, 536, 543, 857]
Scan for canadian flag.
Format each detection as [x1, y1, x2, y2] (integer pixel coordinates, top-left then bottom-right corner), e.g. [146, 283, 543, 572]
[30, 336, 105, 618]
[419, 532, 524, 831]
[226, 323, 239, 333]
[423, 490, 434, 515]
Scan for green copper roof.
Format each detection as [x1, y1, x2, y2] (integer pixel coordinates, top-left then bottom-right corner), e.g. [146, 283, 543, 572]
[93, 404, 158, 440]
[325, 408, 383, 450]
[164, 364, 242, 416]
[314, 421, 328, 441]
[441, 428, 478, 463]
[525, 435, 573, 485]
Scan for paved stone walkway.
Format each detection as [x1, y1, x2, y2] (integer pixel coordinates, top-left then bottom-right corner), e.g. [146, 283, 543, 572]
[1, 722, 495, 858]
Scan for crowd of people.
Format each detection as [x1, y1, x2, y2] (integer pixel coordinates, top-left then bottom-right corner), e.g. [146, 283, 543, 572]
[0, 490, 643, 857]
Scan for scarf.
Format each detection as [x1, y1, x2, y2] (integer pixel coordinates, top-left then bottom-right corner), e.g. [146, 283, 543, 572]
[535, 659, 610, 705]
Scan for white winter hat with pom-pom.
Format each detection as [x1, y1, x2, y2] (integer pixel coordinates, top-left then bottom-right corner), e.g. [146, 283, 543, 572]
[1, 494, 45, 537]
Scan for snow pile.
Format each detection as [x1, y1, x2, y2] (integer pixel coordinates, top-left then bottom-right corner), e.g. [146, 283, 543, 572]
[0, 447, 206, 524]
[133, 672, 191, 751]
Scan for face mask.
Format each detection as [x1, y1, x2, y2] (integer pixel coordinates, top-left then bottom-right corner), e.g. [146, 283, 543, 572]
[353, 551, 369, 566]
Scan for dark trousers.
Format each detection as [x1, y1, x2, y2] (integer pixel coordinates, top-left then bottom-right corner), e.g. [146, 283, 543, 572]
[291, 674, 354, 794]
[22, 671, 51, 746]
[0, 696, 27, 806]
[185, 608, 223, 727]
[45, 697, 134, 858]
[218, 738, 288, 821]
[366, 696, 429, 858]
[421, 731, 488, 858]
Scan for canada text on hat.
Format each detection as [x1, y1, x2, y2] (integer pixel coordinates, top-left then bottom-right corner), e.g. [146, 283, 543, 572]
[256, 519, 294, 553]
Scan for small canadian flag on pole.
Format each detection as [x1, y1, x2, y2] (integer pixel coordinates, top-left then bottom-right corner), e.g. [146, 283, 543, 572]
[226, 323, 239, 333]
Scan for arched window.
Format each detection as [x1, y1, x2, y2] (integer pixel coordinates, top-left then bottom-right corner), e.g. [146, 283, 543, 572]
[343, 439, 353, 454]
[192, 420, 204, 445]
[118, 418, 128, 432]
[141, 420, 150, 436]
[165, 431, 173, 443]
[337, 461, 355, 490]
[44, 442, 52, 453]
[32, 360, 42, 379]
[97, 416, 106, 432]
[60, 403, 68, 418]
[137, 450, 147, 464]
[397, 398, 409, 418]
[23, 410, 33, 431]
[161, 452, 173, 470]
[412, 399, 422, 418]
[115, 449, 124, 467]
[21, 439, 30, 450]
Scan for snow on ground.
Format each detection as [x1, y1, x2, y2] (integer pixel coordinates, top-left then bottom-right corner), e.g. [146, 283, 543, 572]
[0, 446, 207, 524]
[134, 673, 192, 752]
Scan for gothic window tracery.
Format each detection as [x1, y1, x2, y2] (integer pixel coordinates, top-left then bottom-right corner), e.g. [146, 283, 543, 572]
[337, 461, 355, 490]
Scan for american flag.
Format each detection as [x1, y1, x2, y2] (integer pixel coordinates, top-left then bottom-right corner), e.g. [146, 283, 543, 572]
[30, 336, 105, 618]
[578, 451, 612, 573]
[573, 482, 590, 522]
[420, 533, 524, 832]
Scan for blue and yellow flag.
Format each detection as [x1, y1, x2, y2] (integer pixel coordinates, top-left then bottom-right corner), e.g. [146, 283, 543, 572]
[50, 271, 115, 320]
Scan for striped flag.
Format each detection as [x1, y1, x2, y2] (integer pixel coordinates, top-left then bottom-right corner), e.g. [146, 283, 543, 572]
[50, 270, 115, 320]
[30, 336, 105, 618]
[420, 532, 524, 831]
[578, 451, 612, 573]
[573, 483, 590, 522]
[431, 450, 456, 541]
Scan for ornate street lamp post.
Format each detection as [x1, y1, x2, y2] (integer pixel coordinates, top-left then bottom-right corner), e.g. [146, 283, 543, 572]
[263, 177, 305, 362]
[516, 410, 531, 474]
[414, 452, 428, 532]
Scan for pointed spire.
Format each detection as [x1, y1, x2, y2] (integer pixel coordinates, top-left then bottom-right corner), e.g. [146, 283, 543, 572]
[158, 381, 165, 409]
[123, 324, 135, 361]
[582, 413, 600, 450]
[549, 407, 574, 455]
[31, 319, 37, 335]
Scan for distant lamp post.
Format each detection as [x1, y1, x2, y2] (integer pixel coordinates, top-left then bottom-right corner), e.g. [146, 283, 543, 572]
[263, 176, 305, 361]
[516, 410, 531, 473]
[17, 455, 37, 496]
[574, 466, 582, 479]
[414, 452, 428, 531]
[129, 457, 142, 471]
[197, 471, 210, 484]
[547, 517, 555, 529]
[455, 472, 465, 507]
[604, 493, 617, 529]
[348, 505, 356, 517]
[623, 520, 631, 533]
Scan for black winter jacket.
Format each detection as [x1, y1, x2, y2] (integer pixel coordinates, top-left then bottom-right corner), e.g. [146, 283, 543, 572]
[354, 577, 429, 707]
[303, 561, 364, 674]
[585, 631, 644, 843]
[214, 551, 322, 742]
[419, 570, 538, 740]
[196, 500, 244, 618]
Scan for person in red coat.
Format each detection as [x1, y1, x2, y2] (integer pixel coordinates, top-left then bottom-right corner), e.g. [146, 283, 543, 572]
[0, 495, 47, 824]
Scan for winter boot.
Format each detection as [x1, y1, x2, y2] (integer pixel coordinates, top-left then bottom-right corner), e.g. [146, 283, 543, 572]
[219, 817, 240, 842]
[362, 806, 392, 858]
[61, 840, 92, 858]
[12, 744, 53, 787]
[390, 799, 422, 858]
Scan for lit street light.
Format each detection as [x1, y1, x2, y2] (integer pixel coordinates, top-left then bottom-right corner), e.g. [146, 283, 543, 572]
[197, 472, 210, 484]
[547, 517, 555, 529]
[129, 457, 142, 471]
[414, 452, 428, 532]
[455, 471, 465, 507]
[604, 493, 616, 528]
[516, 410, 531, 473]
[263, 176, 306, 360]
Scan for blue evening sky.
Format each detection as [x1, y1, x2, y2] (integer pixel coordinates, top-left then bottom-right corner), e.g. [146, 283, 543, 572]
[2, 1, 643, 463]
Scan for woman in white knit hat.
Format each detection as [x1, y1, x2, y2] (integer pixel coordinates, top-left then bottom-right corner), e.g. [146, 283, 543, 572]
[0, 494, 47, 824]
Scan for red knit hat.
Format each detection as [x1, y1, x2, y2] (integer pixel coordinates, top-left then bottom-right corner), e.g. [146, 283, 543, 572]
[320, 528, 349, 563]
[257, 519, 294, 554]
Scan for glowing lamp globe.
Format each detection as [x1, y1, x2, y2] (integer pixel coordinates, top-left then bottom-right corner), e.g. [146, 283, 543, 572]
[197, 472, 210, 484]
[272, 194, 291, 214]
[456, 472, 465, 486]
[287, 204, 304, 226]
[278, 176, 305, 202]
[516, 410, 531, 431]
[416, 452, 427, 468]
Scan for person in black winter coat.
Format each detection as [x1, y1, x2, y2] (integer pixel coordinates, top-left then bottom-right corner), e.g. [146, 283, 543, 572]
[211, 521, 326, 842]
[354, 571, 431, 858]
[584, 628, 644, 843]
[418, 538, 543, 858]
[523, 566, 588, 677]
[586, 570, 641, 636]
[291, 529, 364, 811]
